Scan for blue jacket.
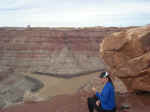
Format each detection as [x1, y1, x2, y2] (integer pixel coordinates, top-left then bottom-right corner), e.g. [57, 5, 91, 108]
[96, 82, 116, 110]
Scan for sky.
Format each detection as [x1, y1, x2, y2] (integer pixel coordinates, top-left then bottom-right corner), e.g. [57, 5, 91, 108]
[0, 0, 150, 27]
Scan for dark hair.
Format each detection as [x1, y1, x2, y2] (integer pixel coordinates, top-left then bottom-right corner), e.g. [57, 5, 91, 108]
[100, 72, 114, 87]
[107, 75, 114, 87]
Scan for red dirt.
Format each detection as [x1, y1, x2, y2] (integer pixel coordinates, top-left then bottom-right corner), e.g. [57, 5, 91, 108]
[1, 91, 150, 112]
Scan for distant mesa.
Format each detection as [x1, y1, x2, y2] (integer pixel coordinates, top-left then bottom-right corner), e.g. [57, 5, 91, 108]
[27, 25, 31, 28]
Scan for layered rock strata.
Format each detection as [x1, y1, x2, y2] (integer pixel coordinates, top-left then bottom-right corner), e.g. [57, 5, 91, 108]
[0, 27, 126, 75]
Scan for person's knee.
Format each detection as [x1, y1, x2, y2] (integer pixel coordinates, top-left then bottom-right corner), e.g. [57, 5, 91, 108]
[87, 97, 92, 104]
[88, 97, 95, 105]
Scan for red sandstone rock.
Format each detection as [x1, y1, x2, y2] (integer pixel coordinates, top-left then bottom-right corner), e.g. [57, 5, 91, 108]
[100, 26, 150, 92]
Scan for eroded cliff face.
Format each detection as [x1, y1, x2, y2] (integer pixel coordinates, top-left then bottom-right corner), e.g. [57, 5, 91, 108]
[100, 26, 150, 92]
[0, 27, 126, 75]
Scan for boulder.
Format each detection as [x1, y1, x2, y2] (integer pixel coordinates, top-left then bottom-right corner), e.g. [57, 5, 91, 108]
[100, 26, 150, 92]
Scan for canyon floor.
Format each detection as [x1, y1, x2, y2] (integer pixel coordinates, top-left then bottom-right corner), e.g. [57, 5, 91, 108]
[23, 72, 101, 100]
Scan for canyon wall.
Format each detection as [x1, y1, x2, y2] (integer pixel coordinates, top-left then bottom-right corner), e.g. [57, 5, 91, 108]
[0, 27, 127, 75]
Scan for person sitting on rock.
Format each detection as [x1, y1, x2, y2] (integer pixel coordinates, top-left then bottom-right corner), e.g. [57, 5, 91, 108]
[88, 71, 116, 112]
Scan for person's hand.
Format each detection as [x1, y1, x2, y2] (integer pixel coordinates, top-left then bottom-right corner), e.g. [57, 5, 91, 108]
[92, 87, 96, 93]
[96, 100, 100, 106]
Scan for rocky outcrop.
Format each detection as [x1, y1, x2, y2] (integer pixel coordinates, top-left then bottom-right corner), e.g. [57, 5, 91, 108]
[0, 27, 127, 75]
[100, 26, 150, 92]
